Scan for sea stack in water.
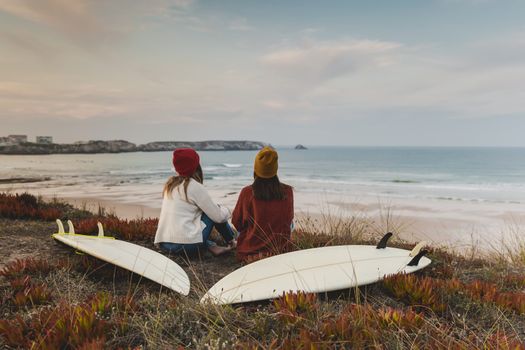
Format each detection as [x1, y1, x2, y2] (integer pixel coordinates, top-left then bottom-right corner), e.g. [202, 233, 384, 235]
[295, 144, 307, 150]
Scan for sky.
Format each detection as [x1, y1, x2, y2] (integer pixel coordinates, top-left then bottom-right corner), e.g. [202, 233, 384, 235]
[1, 0, 525, 146]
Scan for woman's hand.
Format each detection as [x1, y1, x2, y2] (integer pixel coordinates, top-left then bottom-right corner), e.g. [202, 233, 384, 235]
[228, 239, 237, 249]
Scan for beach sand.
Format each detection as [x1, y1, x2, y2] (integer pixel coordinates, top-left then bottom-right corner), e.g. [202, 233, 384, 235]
[50, 190, 525, 255]
[63, 197, 161, 219]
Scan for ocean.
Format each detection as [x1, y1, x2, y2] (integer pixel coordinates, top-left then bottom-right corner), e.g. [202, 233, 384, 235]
[1, 147, 525, 247]
[2, 147, 525, 205]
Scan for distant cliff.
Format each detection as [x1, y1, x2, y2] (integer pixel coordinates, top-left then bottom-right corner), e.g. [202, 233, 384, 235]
[0, 140, 266, 155]
[138, 140, 266, 152]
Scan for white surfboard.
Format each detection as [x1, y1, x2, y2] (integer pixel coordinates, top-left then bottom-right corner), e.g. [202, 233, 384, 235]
[53, 220, 190, 295]
[201, 233, 431, 305]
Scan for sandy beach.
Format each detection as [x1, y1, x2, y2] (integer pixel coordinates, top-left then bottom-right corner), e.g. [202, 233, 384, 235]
[50, 189, 525, 255]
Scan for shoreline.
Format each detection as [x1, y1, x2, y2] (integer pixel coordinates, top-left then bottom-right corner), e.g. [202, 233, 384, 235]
[47, 192, 525, 256]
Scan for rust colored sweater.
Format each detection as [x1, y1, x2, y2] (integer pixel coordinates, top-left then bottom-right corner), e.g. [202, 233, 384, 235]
[232, 184, 294, 262]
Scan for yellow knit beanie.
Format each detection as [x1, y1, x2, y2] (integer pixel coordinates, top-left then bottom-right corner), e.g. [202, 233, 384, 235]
[254, 146, 278, 178]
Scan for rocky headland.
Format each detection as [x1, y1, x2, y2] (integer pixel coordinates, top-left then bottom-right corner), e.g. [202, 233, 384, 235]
[0, 140, 266, 155]
[139, 140, 266, 152]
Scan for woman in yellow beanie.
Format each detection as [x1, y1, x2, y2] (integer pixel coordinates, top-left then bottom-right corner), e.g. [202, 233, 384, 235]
[232, 146, 294, 261]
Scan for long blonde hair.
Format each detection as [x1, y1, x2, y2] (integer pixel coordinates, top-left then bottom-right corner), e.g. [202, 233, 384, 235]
[163, 165, 204, 200]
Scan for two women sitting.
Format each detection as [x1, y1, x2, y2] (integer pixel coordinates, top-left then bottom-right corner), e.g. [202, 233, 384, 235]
[154, 146, 294, 262]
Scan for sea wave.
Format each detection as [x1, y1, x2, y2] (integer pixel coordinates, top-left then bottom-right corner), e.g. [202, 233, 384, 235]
[390, 179, 420, 184]
[286, 177, 525, 198]
[421, 183, 525, 192]
[211, 176, 252, 181]
[203, 164, 243, 171]
[109, 169, 171, 176]
[288, 177, 379, 186]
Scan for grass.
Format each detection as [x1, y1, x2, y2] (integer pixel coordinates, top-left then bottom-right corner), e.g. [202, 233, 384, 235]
[492, 220, 525, 267]
[0, 193, 524, 349]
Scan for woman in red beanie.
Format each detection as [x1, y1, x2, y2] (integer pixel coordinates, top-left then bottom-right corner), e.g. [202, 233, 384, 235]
[154, 148, 236, 256]
[232, 147, 294, 262]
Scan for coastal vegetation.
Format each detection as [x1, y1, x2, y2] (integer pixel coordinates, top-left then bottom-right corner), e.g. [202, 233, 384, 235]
[0, 193, 524, 349]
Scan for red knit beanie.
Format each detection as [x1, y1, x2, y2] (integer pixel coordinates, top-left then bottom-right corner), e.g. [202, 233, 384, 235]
[172, 148, 200, 177]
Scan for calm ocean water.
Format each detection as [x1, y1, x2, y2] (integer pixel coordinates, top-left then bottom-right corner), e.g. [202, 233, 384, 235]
[1, 147, 525, 209]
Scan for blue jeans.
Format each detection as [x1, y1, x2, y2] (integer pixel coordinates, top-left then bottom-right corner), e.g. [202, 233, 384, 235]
[160, 213, 235, 255]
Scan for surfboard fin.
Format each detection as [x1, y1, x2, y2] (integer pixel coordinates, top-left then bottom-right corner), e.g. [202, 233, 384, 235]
[97, 222, 104, 237]
[407, 249, 428, 266]
[376, 232, 393, 249]
[67, 220, 75, 235]
[409, 241, 428, 257]
[56, 219, 65, 234]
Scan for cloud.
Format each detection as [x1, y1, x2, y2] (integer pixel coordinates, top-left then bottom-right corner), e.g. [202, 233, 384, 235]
[0, 0, 179, 48]
[440, 0, 493, 4]
[255, 34, 525, 122]
[0, 77, 249, 125]
[260, 39, 402, 83]
[171, 0, 195, 9]
[466, 31, 525, 68]
[300, 27, 322, 34]
[170, 10, 254, 33]
[261, 100, 286, 110]
[0, 82, 132, 119]
[0, 28, 59, 59]
[229, 18, 255, 31]
[171, 14, 213, 32]
[0, 0, 111, 46]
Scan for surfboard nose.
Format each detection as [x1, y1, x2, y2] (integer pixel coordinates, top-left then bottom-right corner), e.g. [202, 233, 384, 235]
[181, 284, 190, 296]
[171, 274, 190, 296]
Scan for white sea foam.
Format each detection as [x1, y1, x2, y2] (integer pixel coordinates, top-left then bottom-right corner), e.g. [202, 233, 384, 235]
[109, 169, 170, 176]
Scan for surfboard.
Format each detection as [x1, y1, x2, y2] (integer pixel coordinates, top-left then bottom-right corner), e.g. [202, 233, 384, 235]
[201, 233, 431, 305]
[52, 219, 190, 295]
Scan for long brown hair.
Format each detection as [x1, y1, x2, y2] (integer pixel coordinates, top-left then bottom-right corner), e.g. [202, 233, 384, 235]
[252, 174, 288, 201]
[163, 165, 203, 200]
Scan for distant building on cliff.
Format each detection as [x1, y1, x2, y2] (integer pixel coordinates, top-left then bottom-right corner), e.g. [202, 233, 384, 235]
[36, 136, 53, 144]
[0, 137, 10, 146]
[7, 135, 28, 143]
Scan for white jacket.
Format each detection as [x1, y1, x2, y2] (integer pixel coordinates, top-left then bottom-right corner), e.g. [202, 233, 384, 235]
[154, 179, 230, 244]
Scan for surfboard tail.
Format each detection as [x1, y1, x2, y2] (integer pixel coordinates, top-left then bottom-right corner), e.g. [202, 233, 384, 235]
[56, 219, 65, 234]
[67, 220, 75, 235]
[97, 222, 104, 237]
[407, 249, 429, 266]
[376, 232, 393, 249]
[409, 241, 428, 257]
